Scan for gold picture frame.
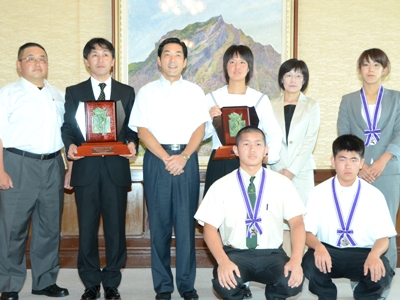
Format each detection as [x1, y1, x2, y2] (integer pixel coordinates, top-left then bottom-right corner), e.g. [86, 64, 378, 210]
[112, 0, 298, 167]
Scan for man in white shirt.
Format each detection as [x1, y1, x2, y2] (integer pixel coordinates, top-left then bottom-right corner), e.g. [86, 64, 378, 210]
[0, 42, 68, 300]
[128, 37, 210, 300]
[302, 134, 396, 300]
[195, 126, 306, 300]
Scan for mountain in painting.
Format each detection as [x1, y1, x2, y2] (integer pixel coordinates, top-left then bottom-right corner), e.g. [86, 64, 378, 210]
[128, 15, 281, 98]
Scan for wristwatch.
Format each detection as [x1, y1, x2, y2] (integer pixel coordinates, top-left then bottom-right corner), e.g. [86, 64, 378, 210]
[181, 153, 190, 161]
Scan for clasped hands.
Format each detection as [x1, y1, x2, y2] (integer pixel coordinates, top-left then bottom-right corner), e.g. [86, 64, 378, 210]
[164, 154, 186, 176]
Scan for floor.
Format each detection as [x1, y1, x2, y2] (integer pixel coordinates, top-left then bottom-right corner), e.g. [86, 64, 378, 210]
[13, 268, 400, 299]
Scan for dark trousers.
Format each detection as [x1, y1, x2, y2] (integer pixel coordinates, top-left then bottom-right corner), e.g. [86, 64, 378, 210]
[74, 158, 128, 288]
[302, 243, 394, 300]
[143, 149, 199, 296]
[0, 151, 64, 292]
[212, 246, 303, 300]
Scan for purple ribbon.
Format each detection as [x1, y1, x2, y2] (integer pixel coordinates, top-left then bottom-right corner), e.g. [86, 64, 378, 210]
[332, 177, 361, 247]
[360, 86, 384, 146]
[237, 169, 266, 238]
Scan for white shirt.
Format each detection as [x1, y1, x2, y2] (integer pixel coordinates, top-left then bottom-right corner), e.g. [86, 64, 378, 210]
[204, 86, 282, 164]
[0, 77, 65, 153]
[129, 75, 210, 144]
[195, 167, 305, 249]
[76, 76, 113, 139]
[305, 176, 397, 248]
[90, 76, 112, 100]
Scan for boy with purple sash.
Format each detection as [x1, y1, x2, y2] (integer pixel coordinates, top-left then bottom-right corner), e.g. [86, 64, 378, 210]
[195, 126, 306, 300]
[302, 134, 396, 300]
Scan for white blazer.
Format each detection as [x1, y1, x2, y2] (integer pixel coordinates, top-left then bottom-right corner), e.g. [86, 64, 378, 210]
[270, 92, 320, 175]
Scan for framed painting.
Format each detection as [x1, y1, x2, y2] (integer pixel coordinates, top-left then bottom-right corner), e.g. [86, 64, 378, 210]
[112, 0, 298, 167]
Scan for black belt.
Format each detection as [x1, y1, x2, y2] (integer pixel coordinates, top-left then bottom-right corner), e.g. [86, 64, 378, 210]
[160, 144, 187, 150]
[5, 148, 61, 160]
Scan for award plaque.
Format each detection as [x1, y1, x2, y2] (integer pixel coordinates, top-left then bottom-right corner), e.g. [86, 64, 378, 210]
[76, 101, 130, 156]
[212, 106, 259, 160]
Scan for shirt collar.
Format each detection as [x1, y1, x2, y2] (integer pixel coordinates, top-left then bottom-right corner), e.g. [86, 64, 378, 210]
[159, 74, 183, 87]
[334, 175, 359, 193]
[19, 77, 49, 89]
[90, 76, 112, 86]
[239, 167, 264, 185]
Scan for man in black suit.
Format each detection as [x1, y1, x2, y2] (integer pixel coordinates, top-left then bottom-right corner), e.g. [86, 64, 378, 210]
[61, 37, 138, 300]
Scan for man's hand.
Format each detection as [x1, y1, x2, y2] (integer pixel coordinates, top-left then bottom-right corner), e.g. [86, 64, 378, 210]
[364, 252, 386, 282]
[67, 144, 84, 161]
[284, 259, 303, 288]
[217, 260, 241, 290]
[164, 154, 186, 176]
[0, 170, 13, 190]
[358, 164, 375, 183]
[120, 142, 137, 159]
[313, 243, 332, 274]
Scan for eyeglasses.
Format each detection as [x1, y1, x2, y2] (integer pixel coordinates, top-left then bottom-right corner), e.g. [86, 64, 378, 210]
[284, 73, 303, 80]
[18, 57, 48, 64]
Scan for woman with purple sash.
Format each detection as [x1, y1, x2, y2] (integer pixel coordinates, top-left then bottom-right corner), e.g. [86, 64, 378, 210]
[337, 48, 400, 298]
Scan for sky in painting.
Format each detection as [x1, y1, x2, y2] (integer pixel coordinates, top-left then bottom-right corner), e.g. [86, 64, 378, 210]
[128, 0, 282, 63]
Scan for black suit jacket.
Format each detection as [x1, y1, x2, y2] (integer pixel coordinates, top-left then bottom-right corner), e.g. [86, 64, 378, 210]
[62, 78, 138, 187]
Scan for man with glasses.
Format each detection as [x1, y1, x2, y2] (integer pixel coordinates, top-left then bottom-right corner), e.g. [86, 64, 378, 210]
[0, 42, 69, 300]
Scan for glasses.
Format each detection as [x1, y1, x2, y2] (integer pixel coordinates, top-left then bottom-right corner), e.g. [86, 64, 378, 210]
[18, 57, 48, 64]
[284, 73, 303, 80]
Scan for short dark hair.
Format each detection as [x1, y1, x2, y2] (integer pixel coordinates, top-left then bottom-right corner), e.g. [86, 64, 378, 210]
[18, 42, 47, 60]
[235, 126, 266, 146]
[332, 134, 365, 159]
[357, 48, 390, 76]
[278, 58, 309, 91]
[83, 38, 115, 59]
[223, 45, 254, 85]
[157, 37, 188, 59]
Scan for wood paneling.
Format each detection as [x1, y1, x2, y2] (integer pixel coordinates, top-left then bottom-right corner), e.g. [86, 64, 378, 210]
[25, 169, 400, 268]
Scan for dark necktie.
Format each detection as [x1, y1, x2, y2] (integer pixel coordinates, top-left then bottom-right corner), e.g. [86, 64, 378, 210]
[98, 83, 106, 100]
[246, 176, 257, 250]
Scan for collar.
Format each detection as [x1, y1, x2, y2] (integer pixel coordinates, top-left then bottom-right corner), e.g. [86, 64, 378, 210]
[239, 167, 264, 184]
[334, 175, 359, 193]
[90, 76, 112, 86]
[20, 77, 49, 89]
[159, 74, 183, 87]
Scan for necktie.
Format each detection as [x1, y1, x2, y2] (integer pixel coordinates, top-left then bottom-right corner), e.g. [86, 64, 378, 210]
[98, 83, 106, 100]
[246, 176, 257, 250]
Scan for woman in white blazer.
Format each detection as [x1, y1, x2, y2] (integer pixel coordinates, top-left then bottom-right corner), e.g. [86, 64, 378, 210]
[270, 59, 320, 203]
[270, 59, 320, 255]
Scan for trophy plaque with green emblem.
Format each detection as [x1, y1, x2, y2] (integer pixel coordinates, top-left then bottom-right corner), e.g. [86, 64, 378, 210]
[76, 100, 130, 156]
[212, 106, 259, 160]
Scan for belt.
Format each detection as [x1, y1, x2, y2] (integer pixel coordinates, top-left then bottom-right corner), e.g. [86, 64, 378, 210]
[5, 148, 61, 160]
[160, 144, 187, 150]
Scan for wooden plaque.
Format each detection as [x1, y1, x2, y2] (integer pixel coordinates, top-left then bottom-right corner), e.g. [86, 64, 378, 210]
[212, 106, 259, 160]
[85, 101, 117, 142]
[76, 100, 129, 156]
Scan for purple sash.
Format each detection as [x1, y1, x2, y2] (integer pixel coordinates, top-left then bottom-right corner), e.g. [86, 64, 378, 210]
[360, 86, 384, 146]
[237, 169, 266, 238]
[332, 178, 361, 247]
